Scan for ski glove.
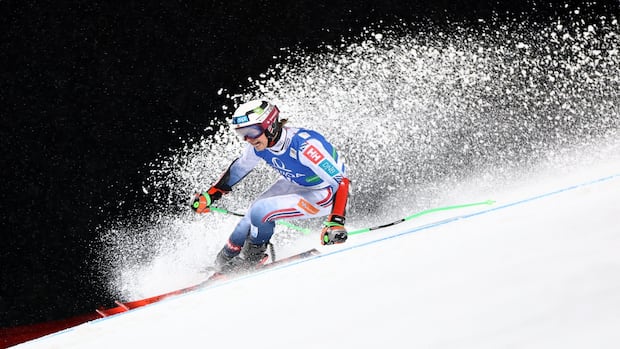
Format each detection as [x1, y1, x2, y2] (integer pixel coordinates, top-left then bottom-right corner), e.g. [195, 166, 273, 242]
[320, 215, 348, 245]
[190, 186, 229, 213]
[321, 225, 348, 245]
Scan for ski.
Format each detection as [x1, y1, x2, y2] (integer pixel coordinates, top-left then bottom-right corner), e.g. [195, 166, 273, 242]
[96, 248, 321, 317]
[208, 248, 321, 281]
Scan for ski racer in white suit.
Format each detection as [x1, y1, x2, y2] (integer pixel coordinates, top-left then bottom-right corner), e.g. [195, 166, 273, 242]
[191, 100, 350, 271]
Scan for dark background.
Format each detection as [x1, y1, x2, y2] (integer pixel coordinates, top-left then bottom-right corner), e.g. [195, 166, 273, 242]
[0, 0, 613, 329]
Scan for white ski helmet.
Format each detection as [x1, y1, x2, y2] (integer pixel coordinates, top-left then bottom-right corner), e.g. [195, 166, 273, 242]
[231, 100, 282, 145]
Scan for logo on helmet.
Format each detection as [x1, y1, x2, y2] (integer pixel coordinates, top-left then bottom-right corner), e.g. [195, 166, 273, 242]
[232, 115, 250, 124]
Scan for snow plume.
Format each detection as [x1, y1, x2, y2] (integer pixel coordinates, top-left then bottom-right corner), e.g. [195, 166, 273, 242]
[245, 17, 619, 222]
[96, 13, 619, 300]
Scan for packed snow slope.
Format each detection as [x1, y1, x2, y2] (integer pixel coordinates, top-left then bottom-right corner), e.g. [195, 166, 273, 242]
[16, 155, 620, 348]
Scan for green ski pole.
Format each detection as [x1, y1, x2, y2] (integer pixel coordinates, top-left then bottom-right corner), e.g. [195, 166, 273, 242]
[349, 200, 495, 236]
[210, 199, 495, 237]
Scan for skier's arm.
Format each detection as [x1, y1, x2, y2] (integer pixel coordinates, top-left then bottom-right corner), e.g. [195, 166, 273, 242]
[191, 144, 260, 213]
[298, 138, 346, 191]
[298, 138, 350, 245]
[212, 144, 261, 191]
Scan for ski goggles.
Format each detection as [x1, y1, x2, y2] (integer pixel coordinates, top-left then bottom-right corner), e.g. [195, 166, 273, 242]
[234, 124, 265, 140]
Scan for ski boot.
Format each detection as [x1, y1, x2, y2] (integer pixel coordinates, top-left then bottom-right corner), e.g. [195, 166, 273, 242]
[239, 241, 270, 267]
[214, 249, 235, 270]
[215, 241, 269, 274]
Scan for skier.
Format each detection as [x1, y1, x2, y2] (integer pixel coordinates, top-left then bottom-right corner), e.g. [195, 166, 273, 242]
[190, 99, 350, 272]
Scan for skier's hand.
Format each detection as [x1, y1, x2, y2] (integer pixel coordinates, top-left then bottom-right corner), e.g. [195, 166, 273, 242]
[190, 192, 212, 213]
[190, 186, 229, 213]
[320, 225, 348, 245]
